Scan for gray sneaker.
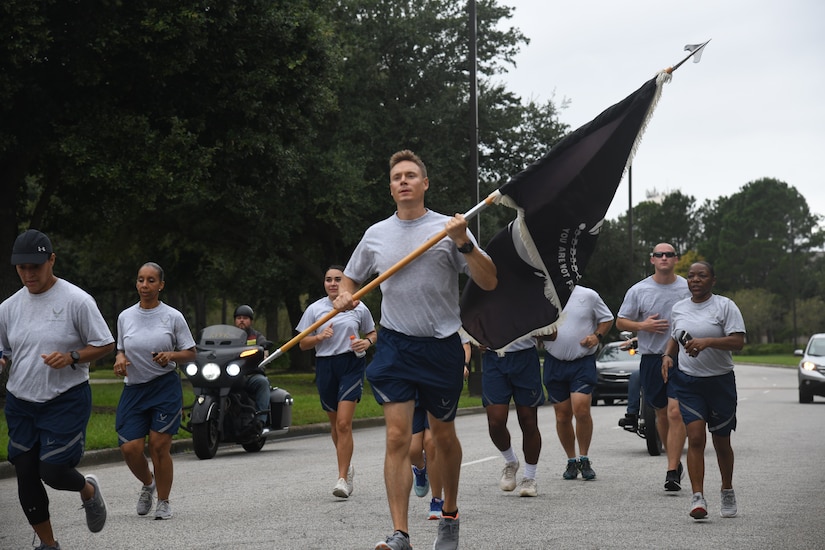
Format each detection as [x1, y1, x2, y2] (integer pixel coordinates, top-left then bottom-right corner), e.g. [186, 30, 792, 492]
[155, 499, 173, 520]
[690, 492, 708, 520]
[516, 477, 538, 497]
[499, 461, 519, 491]
[433, 516, 459, 550]
[81, 474, 107, 533]
[720, 489, 738, 518]
[137, 481, 156, 516]
[375, 530, 411, 550]
[35, 542, 61, 550]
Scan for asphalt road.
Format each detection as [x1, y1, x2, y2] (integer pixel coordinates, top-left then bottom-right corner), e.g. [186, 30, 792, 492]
[1, 364, 823, 550]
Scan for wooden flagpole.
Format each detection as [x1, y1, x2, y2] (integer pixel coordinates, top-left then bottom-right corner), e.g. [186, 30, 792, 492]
[259, 190, 501, 367]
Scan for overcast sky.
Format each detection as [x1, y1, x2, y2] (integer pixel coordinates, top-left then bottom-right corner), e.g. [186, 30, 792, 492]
[495, 0, 825, 222]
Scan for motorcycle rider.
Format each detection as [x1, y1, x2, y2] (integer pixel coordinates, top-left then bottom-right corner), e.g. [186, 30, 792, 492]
[234, 305, 271, 435]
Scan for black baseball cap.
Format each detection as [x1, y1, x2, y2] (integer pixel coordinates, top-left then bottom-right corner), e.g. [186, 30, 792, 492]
[11, 229, 53, 265]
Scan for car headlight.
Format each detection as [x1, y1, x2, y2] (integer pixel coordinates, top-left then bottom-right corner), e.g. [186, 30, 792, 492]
[226, 363, 241, 377]
[184, 363, 198, 377]
[202, 362, 221, 381]
[801, 361, 818, 371]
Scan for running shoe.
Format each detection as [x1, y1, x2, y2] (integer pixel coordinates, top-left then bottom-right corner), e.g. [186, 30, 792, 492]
[516, 477, 537, 497]
[34, 542, 61, 550]
[428, 497, 443, 520]
[690, 492, 708, 519]
[720, 489, 738, 518]
[563, 458, 580, 480]
[155, 499, 173, 520]
[81, 474, 107, 533]
[433, 515, 459, 550]
[580, 457, 596, 480]
[347, 464, 355, 495]
[412, 464, 429, 497]
[333, 477, 350, 498]
[499, 461, 519, 491]
[137, 480, 156, 516]
[375, 530, 412, 550]
[665, 462, 684, 491]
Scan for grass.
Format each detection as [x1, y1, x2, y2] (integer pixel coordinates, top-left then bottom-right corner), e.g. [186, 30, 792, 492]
[0, 369, 483, 461]
[734, 354, 799, 367]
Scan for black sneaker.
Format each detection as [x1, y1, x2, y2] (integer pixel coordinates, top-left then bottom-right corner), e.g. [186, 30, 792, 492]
[664, 462, 684, 491]
[618, 413, 638, 431]
[563, 459, 579, 480]
[580, 457, 596, 480]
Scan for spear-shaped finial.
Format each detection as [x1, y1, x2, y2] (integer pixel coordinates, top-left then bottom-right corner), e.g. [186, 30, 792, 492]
[666, 39, 711, 74]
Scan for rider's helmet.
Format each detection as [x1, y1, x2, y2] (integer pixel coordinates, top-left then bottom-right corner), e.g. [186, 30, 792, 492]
[234, 304, 254, 320]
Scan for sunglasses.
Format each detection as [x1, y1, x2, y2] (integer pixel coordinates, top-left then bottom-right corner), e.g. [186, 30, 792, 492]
[651, 251, 677, 258]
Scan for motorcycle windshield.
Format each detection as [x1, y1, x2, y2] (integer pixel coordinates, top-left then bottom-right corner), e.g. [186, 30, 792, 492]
[198, 325, 248, 347]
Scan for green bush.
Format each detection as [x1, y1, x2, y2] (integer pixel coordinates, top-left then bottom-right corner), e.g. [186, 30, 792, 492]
[739, 343, 795, 356]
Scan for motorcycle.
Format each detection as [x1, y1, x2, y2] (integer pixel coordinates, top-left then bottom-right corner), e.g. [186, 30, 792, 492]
[616, 332, 663, 456]
[180, 324, 293, 459]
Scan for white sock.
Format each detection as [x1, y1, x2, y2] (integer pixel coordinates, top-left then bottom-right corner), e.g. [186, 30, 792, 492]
[501, 447, 518, 464]
[524, 462, 537, 480]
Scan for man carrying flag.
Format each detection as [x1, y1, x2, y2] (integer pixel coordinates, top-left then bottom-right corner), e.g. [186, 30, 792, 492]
[333, 150, 497, 550]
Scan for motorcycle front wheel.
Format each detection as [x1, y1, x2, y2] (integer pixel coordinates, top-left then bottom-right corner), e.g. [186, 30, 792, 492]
[242, 436, 266, 453]
[192, 414, 220, 459]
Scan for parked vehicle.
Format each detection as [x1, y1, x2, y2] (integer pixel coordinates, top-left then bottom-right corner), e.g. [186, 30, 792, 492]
[795, 333, 825, 403]
[593, 340, 640, 406]
[180, 324, 293, 459]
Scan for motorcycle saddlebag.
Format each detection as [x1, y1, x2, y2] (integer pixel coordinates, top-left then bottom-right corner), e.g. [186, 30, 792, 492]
[269, 387, 293, 430]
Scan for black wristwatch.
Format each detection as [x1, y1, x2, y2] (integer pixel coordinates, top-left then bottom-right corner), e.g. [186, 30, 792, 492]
[457, 241, 475, 254]
[70, 350, 80, 370]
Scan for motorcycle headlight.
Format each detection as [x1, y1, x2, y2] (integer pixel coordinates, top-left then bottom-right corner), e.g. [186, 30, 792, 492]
[202, 362, 221, 381]
[226, 363, 241, 377]
[184, 363, 198, 377]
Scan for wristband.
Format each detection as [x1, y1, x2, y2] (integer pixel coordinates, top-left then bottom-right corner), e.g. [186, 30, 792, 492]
[594, 332, 603, 341]
[662, 353, 675, 361]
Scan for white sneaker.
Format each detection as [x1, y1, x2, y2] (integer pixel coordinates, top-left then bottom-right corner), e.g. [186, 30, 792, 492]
[154, 499, 172, 520]
[346, 464, 355, 495]
[516, 477, 537, 497]
[690, 492, 708, 520]
[136, 481, 156, 516]
[720, 489, 738, 518]
[333, 477, 350, 498]
[499, 461, 519, 492]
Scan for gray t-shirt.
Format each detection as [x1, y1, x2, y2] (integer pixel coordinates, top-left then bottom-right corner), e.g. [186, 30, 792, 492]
[544, 285, 614, 361]
[617, 275, 690, 355]
[117, 302, 196, 385]
[345, 209, 485, 338]
[671, 294, 746, 377]
[296, 296, 376, 357]
[0, 279, 115, 402]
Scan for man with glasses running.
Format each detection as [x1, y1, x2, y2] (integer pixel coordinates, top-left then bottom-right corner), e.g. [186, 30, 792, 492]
[616, 243, 690, 491]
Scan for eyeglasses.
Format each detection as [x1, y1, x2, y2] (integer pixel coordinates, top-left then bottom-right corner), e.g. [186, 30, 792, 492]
[651, 251, 677, 258]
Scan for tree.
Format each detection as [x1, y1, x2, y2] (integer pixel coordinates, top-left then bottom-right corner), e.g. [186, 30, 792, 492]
[1, 0, 340, 333]
[698, 178, 824, 296]
[728, 288, 782, 344]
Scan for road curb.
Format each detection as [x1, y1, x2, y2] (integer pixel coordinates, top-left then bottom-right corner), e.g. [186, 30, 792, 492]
[0, 406, 485, 480]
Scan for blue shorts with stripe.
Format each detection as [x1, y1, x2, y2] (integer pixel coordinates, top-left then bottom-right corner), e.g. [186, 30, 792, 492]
[5, 381, 91, 467]
[116, 370, 183, 444]
[481, 348, 545, 407]
[675, 369, 737, 436]
[640, 354, 680, 409]
[315, 352, 365, 412]
[412, 404, 430, 434]
[366, 328, 464, 422]
[543, 353, 597, 403]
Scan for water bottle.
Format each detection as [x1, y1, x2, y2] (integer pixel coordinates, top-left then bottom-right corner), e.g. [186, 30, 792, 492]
[351, 335, 366, 358]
